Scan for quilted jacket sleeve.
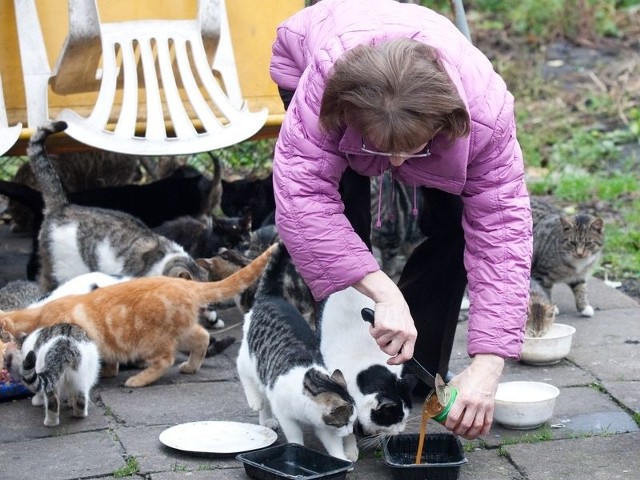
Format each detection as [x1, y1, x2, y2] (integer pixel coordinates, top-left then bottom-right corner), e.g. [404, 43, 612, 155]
[462, 92, 533, 359]
[273, 60, 380, 300]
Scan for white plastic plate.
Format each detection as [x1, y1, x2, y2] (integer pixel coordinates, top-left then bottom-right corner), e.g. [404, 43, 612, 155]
[159, 421, 277, 454]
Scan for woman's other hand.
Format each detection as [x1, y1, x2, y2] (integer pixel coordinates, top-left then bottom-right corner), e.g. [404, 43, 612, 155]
[445, 354, 504, 439]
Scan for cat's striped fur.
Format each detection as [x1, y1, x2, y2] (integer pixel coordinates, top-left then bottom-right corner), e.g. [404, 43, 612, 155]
[236, 243, 357, 461]
[14, 323, 100, 427]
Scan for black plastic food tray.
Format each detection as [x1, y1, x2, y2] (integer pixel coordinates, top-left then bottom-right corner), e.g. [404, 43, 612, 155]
[236, 443, 353, 480]
[382, 433, 467, 480]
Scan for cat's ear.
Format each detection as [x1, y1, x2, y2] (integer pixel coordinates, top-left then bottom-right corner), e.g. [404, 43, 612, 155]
[559, 216, 574, 231]
[22, 350, 36, 370]
[590, 217, 604, 234]
[196, 258, 213, 270]
[330, 369, 347, 389]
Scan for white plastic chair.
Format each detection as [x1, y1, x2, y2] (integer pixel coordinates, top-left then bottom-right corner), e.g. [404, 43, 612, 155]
[0, 74, 22, 156]
[15, 0, 267, 155]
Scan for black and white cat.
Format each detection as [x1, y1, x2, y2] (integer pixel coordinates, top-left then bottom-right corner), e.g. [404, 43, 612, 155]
[5, 323, 100, 426]
[318, 287, 417, 455]
[236, 243, 357, 461]
[27, 121, 208, 290]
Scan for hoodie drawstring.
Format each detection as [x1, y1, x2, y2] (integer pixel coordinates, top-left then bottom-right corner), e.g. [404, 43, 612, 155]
[375, 164, 384, 228]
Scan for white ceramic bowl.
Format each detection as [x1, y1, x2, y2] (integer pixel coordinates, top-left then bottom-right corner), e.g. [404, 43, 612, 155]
[520, 323, 576, 365]
[494, 381, 560, 430]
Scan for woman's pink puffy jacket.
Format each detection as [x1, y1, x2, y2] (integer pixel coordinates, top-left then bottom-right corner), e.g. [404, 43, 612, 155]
[269, 0, 532, 359]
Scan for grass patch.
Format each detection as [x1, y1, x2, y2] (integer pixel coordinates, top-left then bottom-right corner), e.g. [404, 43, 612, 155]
[113, 456, 140, 478]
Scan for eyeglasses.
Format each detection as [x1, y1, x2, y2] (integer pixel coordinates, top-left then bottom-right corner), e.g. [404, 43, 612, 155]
[361, 139, 431, 158]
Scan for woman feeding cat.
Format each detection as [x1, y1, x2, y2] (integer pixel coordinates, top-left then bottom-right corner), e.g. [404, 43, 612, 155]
[270, 0, 532, 440]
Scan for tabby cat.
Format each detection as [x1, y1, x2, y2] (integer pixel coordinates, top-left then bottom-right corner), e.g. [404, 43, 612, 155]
[0, 244, 276, 387]
[0, 280, 46, 311]
[531, 197, 604, 317]
[5, 323, 100, 427]
[370, 174, 424, 277]
[27, 121, 208, 290]
[236, 243, 357, 461]
[318, 286, 417, 455]
[526, 277, 557, 337]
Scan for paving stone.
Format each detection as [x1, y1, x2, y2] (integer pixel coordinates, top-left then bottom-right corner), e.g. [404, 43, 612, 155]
[0, 430, 123, 480]
[504, 432, 640, 480]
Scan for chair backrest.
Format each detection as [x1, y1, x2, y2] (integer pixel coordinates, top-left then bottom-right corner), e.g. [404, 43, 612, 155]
[0, 74, 22, 155]
[15, 0, 267, 155]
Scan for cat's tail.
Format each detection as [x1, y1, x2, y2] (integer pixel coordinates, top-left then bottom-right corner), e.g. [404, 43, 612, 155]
[194, 242, 278, 304]
[253, 241, 290, 299]
[27, 121, 69, 213]
[20, 338, 80, 395]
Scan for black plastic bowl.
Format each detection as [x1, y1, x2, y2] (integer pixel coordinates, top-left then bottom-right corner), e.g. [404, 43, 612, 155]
[236, 443, 353, 480]
[382, 433, 467, 480]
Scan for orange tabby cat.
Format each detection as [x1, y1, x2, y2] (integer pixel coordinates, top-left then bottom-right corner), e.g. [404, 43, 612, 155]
[0, 244, 277, 388]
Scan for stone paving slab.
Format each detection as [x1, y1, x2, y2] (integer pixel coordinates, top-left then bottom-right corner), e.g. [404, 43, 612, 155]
[0, 395, 109, 442]
[0, 430, 124, 480]
[504, 432, 640, 480]
[98, 381, 256, 427]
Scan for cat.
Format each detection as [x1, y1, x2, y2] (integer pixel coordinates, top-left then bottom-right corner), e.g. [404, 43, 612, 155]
[0, 280, 46, 311]
[318, 286, 417, 455]
[6, 151, 140, 234]
[153, 210, 252, 258]
[0, 243, 276, 387]
[526, 277, 557, 337]
[531, 197, 604, 317]
[4, 323, 100, 427]
[370, 174, 424, 278]
[236, 243, 357, 461]
[27, 121, 209, 291]
[0, 164, 218, 281]
[221, 173, 275, 229]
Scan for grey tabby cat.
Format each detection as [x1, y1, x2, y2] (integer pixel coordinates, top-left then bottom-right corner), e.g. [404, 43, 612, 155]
[28, 121, 207, 291]
[531, 197, 604, 317]
[236, 243, 357, 461]
[370, 173, 424, 277]
[0, 280, 46, 311]
[4, 323, 100, 426]
[526, 277, 557, 337]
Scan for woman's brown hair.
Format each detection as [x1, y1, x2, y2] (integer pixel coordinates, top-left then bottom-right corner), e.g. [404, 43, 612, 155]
[320, 38, 470, 153]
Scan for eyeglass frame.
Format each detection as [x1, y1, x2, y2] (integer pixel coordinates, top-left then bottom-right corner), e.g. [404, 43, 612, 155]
[361, 139, 432, 158]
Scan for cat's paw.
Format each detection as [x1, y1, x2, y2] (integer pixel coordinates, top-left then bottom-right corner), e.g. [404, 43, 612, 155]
[31, 394, 44, 406]
[178, 361, 199, 374]
[210, 318, 225, 329]
[100, 362, 119, 377]
[262, 418, 280, 431]
[580, 305, 594, 317]
[554, 305, 560, 315]
[343, 439, 359, 462]
[44, 416, 60, 427]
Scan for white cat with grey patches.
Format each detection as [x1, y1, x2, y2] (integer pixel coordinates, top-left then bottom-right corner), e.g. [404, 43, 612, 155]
[5, 323, 100, 426]
[319, 287, 417, 456]
[27, 121, 207, 292]
[236, 243, 357, 461]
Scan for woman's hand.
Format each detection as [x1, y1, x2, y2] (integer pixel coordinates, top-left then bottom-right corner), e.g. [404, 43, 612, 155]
[444, 354, 505, 439]
[354, 270, 417, 365]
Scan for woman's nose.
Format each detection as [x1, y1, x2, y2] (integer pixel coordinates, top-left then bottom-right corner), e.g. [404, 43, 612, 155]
[390, 156, 406, 167]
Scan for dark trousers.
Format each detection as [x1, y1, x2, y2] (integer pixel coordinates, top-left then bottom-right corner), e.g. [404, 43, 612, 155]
[339, 171, 467, 389]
